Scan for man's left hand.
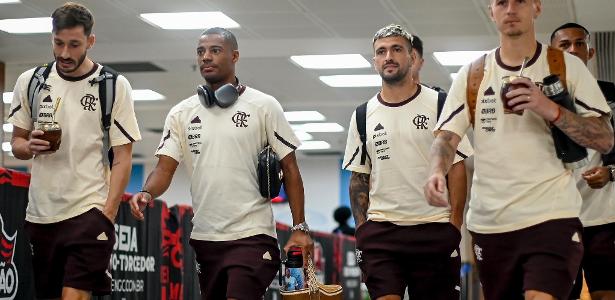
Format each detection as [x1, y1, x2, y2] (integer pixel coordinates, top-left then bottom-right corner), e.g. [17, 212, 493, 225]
[583, 166, 611, 189]
[283, 230, 314, 268]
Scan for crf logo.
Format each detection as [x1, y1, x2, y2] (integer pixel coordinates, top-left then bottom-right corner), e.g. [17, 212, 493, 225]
[0, 214, 18, 299]
[80, 94, 98, 111]
[412, 114, 429, 129]
[231, 111, 250, 127]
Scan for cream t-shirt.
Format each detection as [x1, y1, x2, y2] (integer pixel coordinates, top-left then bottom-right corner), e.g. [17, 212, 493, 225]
[156, 86, 300, 241]
[436, 43, 610, 233]
[8, 63, 141, 223]
[343, 85, 473, 225]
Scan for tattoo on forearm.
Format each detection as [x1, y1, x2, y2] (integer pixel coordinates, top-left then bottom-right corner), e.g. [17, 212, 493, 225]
[432, 131, 457, 174]
[349, 172, 370, 226]
[555, 112, 613, 153]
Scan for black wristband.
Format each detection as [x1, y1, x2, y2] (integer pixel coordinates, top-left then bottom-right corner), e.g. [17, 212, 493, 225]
[139, 190, 152, 197]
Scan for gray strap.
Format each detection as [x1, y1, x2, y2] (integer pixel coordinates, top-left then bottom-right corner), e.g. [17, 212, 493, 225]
[102, 73, 114, 166]
[91, 70, 115, 166]
[28, 68, 48, 124]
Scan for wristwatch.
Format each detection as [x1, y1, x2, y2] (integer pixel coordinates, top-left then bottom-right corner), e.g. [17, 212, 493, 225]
[290, 222, 310, 234]
[608, 165, 615, 182]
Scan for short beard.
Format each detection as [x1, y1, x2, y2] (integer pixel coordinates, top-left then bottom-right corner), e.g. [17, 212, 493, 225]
[380, 68, 408, 85]
[504, 29, 523, 38]
[55, 51, 87, 74]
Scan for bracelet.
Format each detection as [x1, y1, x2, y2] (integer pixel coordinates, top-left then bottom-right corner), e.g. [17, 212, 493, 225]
[551, 106, 562, 123]
[290, 222, 310, 234]
[139, 190, 152, 198]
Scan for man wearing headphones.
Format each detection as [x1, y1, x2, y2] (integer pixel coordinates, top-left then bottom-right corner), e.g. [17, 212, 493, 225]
[550, 22, 615, 300]
[129, 27, 313, 299]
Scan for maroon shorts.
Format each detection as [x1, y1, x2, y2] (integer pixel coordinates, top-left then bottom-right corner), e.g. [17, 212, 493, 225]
[189, 234, 281, 300]
[470, 218, 583, 300]
[24, 208, 116, 298]
[355, 221, 462, 300]
[570, 222, 615, 298]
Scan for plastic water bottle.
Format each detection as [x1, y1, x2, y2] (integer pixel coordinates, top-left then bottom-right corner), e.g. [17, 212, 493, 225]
[284, 247, 305, 291]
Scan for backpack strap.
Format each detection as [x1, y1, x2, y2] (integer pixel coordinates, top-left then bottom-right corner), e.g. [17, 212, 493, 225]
[355, 102, 369, 165]
[89, 65, 118, 167]
[547, 46, 567, 90]
[436, 91, 447, 120]
[466, 54, 486, 128]
[27, 62, 54, 124]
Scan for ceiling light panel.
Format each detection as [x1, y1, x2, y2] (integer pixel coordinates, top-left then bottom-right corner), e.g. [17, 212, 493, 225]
[140, 12, 239, 30]
[290, 54, 370, 69]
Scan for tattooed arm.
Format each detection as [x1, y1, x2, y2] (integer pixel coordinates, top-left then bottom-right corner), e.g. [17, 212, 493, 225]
[349, 172, 370, 228]
[424, 130, 461, 207]
[505, 77, 614, 153]
[552, 111, 613, 154]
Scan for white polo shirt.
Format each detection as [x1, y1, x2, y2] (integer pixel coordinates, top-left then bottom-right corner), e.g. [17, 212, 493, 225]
[8, 62, 141, 224]
[156, 86, 300, 241]
[342, 85, 473, 226]
[436, 43, 611, 234]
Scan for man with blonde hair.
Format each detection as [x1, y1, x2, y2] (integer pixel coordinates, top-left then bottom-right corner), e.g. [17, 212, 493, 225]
[425, 1, 613, 299]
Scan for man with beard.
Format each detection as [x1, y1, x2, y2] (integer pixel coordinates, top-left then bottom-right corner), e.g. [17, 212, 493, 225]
[425, 1, 613, 299]
[550, 22, 615, 300]
[342, 24, 472, 300]
[128, 27, 313, 299]
[8, 2, 140, 299]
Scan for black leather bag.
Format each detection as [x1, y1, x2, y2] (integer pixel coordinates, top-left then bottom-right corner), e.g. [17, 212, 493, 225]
[258, 145, 283, 198]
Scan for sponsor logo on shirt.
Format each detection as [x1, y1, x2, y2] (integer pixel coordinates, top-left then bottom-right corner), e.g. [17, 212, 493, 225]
[231, 111, 250, 128]
[371, 123, 390, 160]
[80, 94, 98, 111]
[484, 86, 495, 96]
[479, 86, 498, 133]
[412, 114, 429, 130]
[187, 116, 203, 155]
[481, 108, 496, 114]
[372, 132, 387, 139]
[375, 147, 389, 154]
[191, 116, 201, 124]
[38, 95, 57, 122]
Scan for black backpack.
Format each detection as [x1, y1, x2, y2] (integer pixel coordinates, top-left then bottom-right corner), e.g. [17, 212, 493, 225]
[354, 90, 447, 166]
[27, 62, 118, 166]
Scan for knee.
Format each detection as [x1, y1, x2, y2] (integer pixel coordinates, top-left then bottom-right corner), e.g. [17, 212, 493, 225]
[590, 291, 615, 300]
[525, 290, 556, 300]
[376, 295, 402, 300]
